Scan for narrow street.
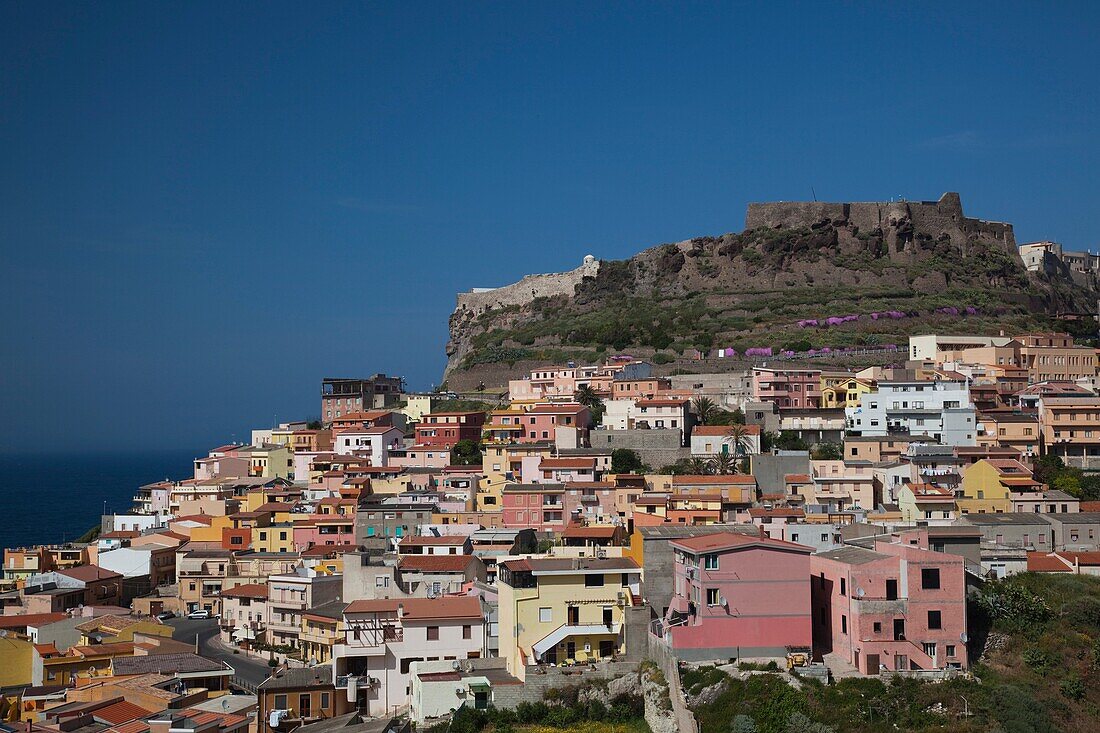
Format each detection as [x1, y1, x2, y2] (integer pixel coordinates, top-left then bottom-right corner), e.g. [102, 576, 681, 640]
[166, 617, 273, 688]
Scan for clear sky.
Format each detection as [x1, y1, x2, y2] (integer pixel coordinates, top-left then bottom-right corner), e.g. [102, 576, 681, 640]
[2, 2, 1098, 453]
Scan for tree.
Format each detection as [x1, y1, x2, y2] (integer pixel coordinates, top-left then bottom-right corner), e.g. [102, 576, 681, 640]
[575, 385, 605, 426]
[811, 442, 842, 461]
[710, 453, 739, 475]
[451, 439, 482, 466]
[306, 420, 323, 430]
[611, 448, 645, 474]
[686, 457, 713, 475]
[725, 424, 753, 457]
[774, 431, 809, 451]
[693, 396, 719, 425]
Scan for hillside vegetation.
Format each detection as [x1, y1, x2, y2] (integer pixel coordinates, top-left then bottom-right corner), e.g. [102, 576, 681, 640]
[444, 196, 1097, 388]
[685, 573, 1100, 733]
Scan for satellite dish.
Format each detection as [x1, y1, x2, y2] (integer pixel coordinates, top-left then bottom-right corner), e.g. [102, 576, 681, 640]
[451, 660, 461, 670]
[960, 632, 969, 642]
[856, 587, 866, 597]
[719, 596, 728, 607]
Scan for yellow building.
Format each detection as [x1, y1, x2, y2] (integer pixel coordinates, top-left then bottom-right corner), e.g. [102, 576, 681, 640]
[247, 445, 292, 480]
[0, 637, 33, 687]
[497, 557, 641, 681]
[820, 375, 875, 409]
[298, 602, 346, 664]
[958, 459, 1036, 515]
[252, 523, 296, 554]
[896, 482, 957, 524]
[480, 443, 552, 510]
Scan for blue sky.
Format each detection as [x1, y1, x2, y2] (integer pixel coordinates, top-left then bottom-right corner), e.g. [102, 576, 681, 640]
[2, 2, 1098, 453]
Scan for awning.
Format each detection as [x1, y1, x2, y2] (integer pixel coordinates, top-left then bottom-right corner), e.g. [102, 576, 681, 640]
[532, 623, 621, 657]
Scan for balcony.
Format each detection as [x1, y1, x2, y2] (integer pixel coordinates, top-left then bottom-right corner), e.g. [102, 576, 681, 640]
[854, 597, 908, 615]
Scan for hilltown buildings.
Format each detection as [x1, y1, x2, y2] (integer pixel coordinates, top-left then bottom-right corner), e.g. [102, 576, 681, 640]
[12, 339, 1100, 723]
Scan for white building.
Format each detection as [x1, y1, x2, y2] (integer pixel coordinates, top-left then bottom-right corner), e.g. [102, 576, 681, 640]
[602, 398, 690, 432]
[846, 380, 977, 446]
[334, 426, 405, 464]
[333, 596, 486, 718]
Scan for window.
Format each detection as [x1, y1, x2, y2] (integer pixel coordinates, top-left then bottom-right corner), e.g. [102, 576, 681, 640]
[841, 615, 847, 634]
[584, 574, 605, 588]
[463, 625, 472, 639]
[928, 610, 942, 629]
[946, 645, 956, 658]
[375, 576, 389, 588]
[873, 621, 881, 634]
[274, 694, 287, 710]
[426, 626, 439, 641]
[703, 555, 719, 570]
[320, 692, 330, 710]
[539, 607, 552, 623]
[840, 577, 846, 596]
[923, 642, 937, 658]
[706, 588, 720, 606]
[921, 568, 941, 589]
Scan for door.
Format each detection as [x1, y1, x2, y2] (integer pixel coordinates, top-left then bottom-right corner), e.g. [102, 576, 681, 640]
[865, 654, 879, 674]
[599, 640, 615, 658]
[894, 654, 908, 670]
[603, 608, 613, 627]
[544, 646, 557, 665]
[474, 691, 488, 710]
[299, 693, 311, 719]
[886, 579, 898, 600]
[568, 606, 580, 625]
[893, 618, 906, 641]
[566, 641, 576, 660]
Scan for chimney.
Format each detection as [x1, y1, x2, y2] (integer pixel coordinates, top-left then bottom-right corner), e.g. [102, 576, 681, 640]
[758, 524, 766, 539]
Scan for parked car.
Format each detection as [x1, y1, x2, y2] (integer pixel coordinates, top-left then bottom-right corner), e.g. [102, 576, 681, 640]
[187, 609, 212, 619]
[156, 611, 175, 621]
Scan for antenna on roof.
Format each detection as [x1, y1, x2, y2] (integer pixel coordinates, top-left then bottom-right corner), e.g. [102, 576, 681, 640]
[811, 186, 817, 202]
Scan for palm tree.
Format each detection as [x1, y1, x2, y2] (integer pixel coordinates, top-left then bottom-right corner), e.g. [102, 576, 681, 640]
[725, 424, 752, 458]
[685, 457, 712, 475]
[709, 453, 739, 475]
[692, 396, 718, 425]
[575, 384, 601, 407]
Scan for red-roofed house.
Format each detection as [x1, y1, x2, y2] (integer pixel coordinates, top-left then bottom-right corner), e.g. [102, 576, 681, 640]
[660, 532, 813, 661]
[1026, 550, 1100, 575]
[690, 424, 763, 457]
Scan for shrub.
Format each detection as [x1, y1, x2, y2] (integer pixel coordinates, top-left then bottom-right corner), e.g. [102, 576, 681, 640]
[1060, 674, 1085, 700]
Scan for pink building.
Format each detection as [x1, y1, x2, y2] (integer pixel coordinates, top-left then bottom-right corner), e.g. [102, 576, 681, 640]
[752, 367, 823, 409]
[294, 515, 356, 550]
[501, 483, 566, 532]
[520, 403, 592, 443]
[662, 532, 812, 661]
[810, 541, 968, 674]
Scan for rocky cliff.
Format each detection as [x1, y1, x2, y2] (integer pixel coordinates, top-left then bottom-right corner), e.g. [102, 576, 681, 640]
[442, 193, 1096, 389]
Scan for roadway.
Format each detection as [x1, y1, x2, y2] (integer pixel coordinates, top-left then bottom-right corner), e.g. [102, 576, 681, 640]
[166, 616, 273, 688]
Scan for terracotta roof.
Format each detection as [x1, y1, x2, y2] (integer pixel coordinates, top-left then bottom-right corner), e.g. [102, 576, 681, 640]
[400, 535, 470, 546]
[34, 642, 60, 656]
[0, 613, 68, 630]
[255, 502, 294, 512]
[692, 425, 762, 436]
[220, 583, 268, 600]
[399, 555, 476, 573]
[93, 700, 154, 725]
[673, 475, 756, 485]
[71, 642, 136, 657]
[1026, 552, 1073, 573]
[57, 565, 123, 582]
[100, 531, 141, 540]
[540, 457, 597, 470]
[670, 531, 809, 553]
[174, 514, 215, 525]
[345, 596, 482, 621]
[74, 615, 140, 633]
[784, 474, 811, 483]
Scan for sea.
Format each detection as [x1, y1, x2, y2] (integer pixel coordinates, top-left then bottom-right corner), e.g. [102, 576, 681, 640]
[0, 450, 199, 550]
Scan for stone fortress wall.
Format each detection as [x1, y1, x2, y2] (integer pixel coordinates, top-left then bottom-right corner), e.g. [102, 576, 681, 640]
[745, 191, 1017, 253]
[455, 255, 601, 316]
